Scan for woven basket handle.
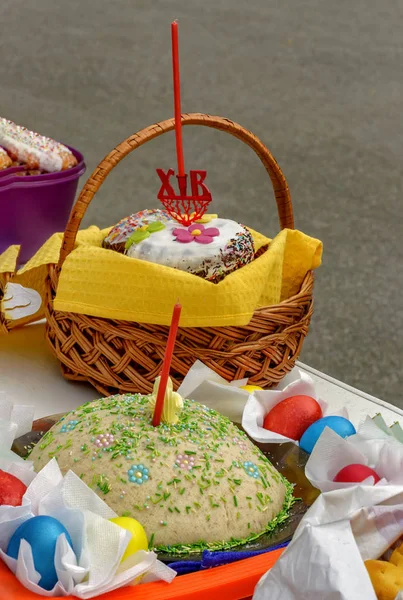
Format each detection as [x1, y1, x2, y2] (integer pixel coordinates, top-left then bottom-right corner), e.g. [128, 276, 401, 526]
[58, 113, 293, 269]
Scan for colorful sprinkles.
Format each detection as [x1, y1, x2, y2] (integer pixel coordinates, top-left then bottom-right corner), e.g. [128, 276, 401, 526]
[103, 209, 172, 246]
[188, 228, 255, 283]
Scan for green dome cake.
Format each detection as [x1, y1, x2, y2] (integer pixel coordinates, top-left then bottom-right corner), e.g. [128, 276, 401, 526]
[29, 385, 293, 553]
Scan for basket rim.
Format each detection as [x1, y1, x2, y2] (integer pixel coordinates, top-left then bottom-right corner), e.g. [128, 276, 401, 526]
[57, 113, 294, 273]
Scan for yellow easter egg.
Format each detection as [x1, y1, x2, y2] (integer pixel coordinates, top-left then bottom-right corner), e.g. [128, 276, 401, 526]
[240, 385, 264, 393]
[110, 517, 148, 562]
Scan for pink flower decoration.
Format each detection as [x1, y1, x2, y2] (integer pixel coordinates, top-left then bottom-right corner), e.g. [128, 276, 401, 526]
[94, 433, 115, 448]
[173, 223, 220, 245]
[232, 436, 248, 452]
[175, 454, 196, 471]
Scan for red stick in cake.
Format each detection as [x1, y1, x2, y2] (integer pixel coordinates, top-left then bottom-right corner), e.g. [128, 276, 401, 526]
[156, 22, 213, 225]
[171, 20, 186, 193]
[152, 301, 182, 427]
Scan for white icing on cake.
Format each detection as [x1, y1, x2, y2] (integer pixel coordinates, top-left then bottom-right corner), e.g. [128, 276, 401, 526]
[104, 209, 255, 283]
[127, 218, 247, 278]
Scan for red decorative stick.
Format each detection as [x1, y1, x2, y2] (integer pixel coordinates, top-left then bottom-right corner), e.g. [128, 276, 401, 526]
[171, 20, 186, 195]
[156, 22, 212, 225]
[152, 301, 182, 427]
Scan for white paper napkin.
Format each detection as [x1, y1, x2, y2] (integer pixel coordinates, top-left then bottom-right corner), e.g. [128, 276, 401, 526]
[0, 460, 176, 598]
[242, 369, 348, 444]
[253, 484, 403, 600]
[0, 391, 36, 482]
[305, 422, 403, 492]
[177, 359, 253, 422]
[0, 391, 35, 439]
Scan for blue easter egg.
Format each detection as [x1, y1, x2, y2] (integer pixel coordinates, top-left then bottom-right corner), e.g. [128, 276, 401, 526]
[7, 515, 73, 591]
[300, 416, 356, 454]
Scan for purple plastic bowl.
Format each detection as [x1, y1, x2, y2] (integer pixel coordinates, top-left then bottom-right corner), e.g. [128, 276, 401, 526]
[0, 147, 85, 265]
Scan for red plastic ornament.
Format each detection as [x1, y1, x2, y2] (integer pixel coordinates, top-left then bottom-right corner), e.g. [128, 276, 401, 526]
[333, 464, 380, 484]
[263, 395, 322, 441]
[156, 168, 212, 226]
[0, 470, 27, 506]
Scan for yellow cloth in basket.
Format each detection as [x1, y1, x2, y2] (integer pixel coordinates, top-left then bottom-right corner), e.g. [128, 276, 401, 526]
[1, 225, 322, 329]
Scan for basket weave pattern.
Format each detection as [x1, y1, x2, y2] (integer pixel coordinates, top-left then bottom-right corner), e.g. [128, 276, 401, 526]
[46, 267, 313, 396]
[44, 113, 314, 395]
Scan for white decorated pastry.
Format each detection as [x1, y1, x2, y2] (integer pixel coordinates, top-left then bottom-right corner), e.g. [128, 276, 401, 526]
[103, 208, 255, 283]
[0, 118, 77, 172]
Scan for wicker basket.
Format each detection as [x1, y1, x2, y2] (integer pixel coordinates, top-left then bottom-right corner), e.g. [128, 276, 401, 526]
[45, 113, 314, 397]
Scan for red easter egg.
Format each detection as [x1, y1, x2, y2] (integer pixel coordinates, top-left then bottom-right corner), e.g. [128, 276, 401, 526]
[0, 470, 27, 506]
[333, 464, 380, 484]
[263, 395, 322, 440]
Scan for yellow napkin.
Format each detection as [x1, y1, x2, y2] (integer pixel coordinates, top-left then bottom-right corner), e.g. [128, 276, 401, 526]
[0, 245, 20, 277]
[0, 225, 322, 329]
[0, 228, 107, 331]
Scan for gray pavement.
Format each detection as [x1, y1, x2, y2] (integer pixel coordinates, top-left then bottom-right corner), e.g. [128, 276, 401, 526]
[1, 0, 402, 406]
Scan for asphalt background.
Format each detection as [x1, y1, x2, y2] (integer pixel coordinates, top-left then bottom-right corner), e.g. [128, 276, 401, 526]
[1, 0, 402, 405]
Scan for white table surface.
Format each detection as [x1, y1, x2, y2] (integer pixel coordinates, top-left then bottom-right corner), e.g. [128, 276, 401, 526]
[1, 321, 403, 428]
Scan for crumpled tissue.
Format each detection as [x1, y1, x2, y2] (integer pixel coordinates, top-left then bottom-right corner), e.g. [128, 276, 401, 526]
[372, 413, 403, 443]
[253, 484, 403, 600]
[177, 359, 252, 423]
[305, 417, 403, 492]
[0, 391, 36, 482]
[359, 414, 403, 444]
[242, 368, 348, 444]
[0, 459, 176, 597]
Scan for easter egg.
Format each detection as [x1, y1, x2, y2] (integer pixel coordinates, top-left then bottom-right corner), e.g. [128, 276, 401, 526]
[240, 385, 264, 393]
[262, 395, 322, 440]
[7, 515, 73, 590]
[110, 517, 148, 562]
[300, 416, 356, 454]
[333, 464, 380, 484]
[0, 470, 27, 506]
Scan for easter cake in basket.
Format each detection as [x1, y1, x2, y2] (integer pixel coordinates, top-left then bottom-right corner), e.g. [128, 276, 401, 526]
[103, 208, 256, 283]
[41, 113, 321, 398]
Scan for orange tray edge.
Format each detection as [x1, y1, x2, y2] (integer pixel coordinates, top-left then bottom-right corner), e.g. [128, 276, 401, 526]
[0, 547, 284, 600]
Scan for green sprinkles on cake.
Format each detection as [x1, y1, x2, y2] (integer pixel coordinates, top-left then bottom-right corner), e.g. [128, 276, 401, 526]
[29, 392, 293, 553]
